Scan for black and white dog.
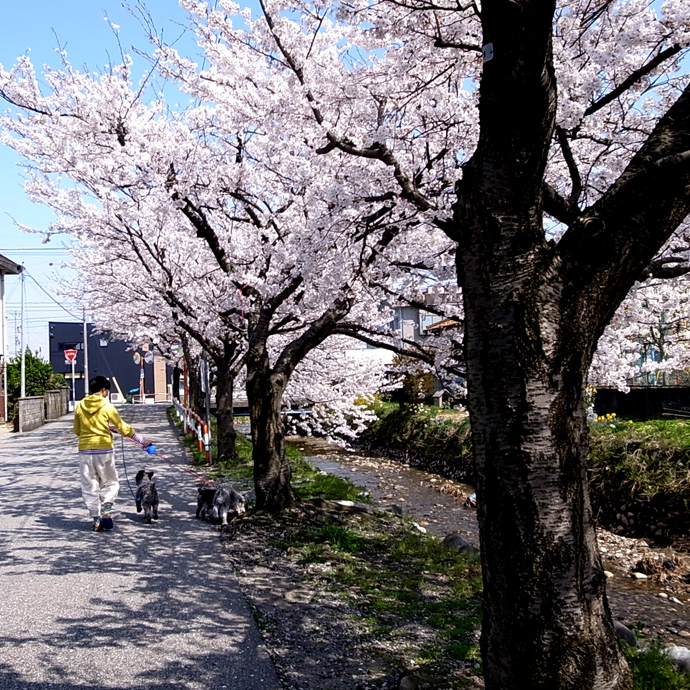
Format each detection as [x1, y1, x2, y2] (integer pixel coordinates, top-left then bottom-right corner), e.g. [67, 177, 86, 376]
[196, 483, 245, 526]
[135, 470, 160, 524]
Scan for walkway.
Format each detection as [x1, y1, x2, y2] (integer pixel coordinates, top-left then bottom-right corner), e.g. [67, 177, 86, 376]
[0, 405, 279, 690]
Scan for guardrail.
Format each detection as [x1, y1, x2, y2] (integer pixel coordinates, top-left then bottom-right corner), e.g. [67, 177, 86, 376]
[172, 399, 211, 463]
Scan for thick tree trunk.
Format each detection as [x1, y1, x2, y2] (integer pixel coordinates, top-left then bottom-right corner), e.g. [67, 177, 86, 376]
[215, 365, 237, 461]
[246, 358, 296, 511]
[449, 2, 631, 687]
[460, 264, 629, 689]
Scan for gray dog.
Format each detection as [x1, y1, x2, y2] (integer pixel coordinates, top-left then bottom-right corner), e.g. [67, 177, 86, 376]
[196, 483, 246, 526]
[213, 484, 246, 526]
[135, 470, 160, 524]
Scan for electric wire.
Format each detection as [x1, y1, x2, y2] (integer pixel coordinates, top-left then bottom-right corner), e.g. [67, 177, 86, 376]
[23, 270, 83, 321]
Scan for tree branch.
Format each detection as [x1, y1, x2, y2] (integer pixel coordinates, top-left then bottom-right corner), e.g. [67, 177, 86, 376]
[583, 44, 684, 119]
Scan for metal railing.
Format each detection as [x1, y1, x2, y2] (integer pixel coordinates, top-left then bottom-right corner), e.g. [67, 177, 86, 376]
[172, 399, 211, 463]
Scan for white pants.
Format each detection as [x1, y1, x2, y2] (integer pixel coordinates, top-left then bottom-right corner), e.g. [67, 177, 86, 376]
[79, 452, 119, 518]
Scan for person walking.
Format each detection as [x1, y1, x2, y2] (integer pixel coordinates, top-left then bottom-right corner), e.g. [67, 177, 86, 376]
[74, 375, 151, 531]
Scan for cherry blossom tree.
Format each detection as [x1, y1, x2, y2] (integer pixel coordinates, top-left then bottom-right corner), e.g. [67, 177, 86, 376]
[3, 0, 690, 684]
[0, 47, 450, 509]
[155, 0, 690, 687]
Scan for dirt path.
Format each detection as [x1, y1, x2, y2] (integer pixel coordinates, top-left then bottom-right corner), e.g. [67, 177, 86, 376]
[293, 436, 690, 647]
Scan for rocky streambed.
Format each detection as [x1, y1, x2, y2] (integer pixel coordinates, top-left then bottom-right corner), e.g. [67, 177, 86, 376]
[293, 435, 690, 647]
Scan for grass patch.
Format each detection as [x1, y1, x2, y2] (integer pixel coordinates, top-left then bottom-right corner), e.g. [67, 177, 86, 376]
[267, 507, 483, 682]
[624, 644, 690, 690]
[588, 419, 690, 535]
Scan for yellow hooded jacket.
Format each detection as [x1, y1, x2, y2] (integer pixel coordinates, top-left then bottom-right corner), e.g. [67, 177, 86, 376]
[73, 394, 135, 451]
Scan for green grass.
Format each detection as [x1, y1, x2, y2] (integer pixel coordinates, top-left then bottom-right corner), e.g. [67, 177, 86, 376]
[270, 510, 483, 679]
[624, 644, 690, 689]
[588, 419, 690, 534]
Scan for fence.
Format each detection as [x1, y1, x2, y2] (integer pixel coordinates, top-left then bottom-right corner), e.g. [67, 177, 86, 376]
[45, 388, 69, 420]
[16, 396, 46, 433]
[172, 399, 211, 463]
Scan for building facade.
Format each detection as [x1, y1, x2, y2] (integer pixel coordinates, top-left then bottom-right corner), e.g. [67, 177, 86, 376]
[0, 254, 22, 422]
[48, 322, 171, 402]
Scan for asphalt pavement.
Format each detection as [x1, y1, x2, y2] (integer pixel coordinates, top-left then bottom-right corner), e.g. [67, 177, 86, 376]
[0, 405, 280, 690]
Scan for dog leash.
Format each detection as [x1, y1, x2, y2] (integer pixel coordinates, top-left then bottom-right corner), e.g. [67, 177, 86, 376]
[116, 431, 217, 487]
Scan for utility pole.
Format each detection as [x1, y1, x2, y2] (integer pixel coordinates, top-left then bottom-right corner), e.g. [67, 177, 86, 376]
[82, 309, 89, 398]
[0, 272, 6, 421]
[20, 268, 26, 399]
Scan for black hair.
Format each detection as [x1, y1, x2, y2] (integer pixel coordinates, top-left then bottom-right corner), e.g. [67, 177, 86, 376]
[89, 375, 111, 394]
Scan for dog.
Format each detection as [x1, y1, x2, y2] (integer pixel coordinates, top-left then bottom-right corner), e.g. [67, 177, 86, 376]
[196, 483, 245, 526]
[196, 485, 216, 521]
[135, 470, 160, 524]
[212, 483, 246, 526]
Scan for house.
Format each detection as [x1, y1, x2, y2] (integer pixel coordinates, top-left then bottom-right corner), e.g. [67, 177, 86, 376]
[0, 254, 22, 422]
[48, 322, 171, 403]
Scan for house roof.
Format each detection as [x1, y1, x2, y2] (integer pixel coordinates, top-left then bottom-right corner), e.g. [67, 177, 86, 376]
[0, 253, 22, 275]
[425, 318, 461, 333]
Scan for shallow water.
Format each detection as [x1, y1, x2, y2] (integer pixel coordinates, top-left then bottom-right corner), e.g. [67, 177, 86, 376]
[289, 435, 690, 645]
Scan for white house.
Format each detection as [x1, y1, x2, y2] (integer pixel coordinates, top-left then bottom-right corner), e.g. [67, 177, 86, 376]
[0, 253, 22, 422]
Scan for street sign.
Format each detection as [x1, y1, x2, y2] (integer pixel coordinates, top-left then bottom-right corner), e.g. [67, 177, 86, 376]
[133, 352, 141, 365]
[170, 341, 182, 358]
[144, 351, 154, 364]
[64, 349, 78, 363]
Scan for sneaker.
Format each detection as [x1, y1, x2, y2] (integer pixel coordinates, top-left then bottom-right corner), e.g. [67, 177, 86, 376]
[100, 514, 114, 530]
[92, 518, 102, 532]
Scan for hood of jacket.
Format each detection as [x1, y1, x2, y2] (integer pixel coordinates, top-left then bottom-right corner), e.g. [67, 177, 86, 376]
[81, 394, 107, 416]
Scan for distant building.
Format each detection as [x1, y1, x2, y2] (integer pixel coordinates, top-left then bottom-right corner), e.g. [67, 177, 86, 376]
[0, 253, 22, 422]
[48, 322, 171, 403]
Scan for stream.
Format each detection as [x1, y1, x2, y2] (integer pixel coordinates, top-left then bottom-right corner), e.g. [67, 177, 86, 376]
[290, 435, 690, 647]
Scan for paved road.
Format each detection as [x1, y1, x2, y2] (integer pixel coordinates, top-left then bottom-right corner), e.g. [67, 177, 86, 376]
[0, 405, 279, 690]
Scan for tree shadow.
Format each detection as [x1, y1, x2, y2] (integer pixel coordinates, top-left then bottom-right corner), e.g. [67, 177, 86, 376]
[0, 408, 279, 689]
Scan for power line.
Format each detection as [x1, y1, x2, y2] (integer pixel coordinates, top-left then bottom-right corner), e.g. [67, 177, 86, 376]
[23, 270, 83, 321]
[0, 247, 71, 252]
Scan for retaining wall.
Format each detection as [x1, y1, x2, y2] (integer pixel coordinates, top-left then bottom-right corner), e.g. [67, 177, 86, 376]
[17, 396, 46, 433]
[45, 388, 69, 420]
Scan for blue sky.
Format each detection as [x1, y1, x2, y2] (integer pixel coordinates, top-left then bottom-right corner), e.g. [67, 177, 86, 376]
[0, 0, 222, 356]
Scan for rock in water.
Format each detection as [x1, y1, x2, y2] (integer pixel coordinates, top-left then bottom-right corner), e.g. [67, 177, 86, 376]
[613, 620, 637, 648]
[664, 646, 690, 672]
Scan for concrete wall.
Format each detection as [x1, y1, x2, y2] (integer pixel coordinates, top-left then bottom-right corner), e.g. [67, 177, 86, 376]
[45, 388, 69, 420]
[17, 396, 46, 433]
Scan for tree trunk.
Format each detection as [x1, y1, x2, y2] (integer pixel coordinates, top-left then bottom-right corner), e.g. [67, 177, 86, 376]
[215, 365, 237, 461]
[460, 261, 629, 689]
[172, 366, 181, 401]
[246, 356, 296, 511]
[187, 360, 205, 415]
[449, 2, 632, 687]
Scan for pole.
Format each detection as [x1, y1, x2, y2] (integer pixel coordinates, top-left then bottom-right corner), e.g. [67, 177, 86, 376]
[71, 357, 76, 410]
[0, 272, 6, 422]
[201, 358, 212, 464]
[82, 310, 89, 399]
[140, 358, 145, 404]
[20, 269, 26, 399]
